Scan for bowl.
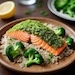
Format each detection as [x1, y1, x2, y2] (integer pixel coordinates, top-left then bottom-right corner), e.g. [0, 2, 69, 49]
[0, 17, 75, 73]
[47, 0, 75, 21]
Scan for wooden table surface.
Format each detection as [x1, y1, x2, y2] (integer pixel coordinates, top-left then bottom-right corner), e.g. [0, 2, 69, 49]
[0, 0, 75, 75]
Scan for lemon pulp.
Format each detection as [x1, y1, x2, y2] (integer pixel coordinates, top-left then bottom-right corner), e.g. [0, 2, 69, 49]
[0, 1, 16, 19]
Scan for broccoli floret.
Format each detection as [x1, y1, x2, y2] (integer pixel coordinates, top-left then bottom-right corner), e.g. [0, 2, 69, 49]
[6, 45, 14, 61]
[54, 0, 75, 17]
[14, 42, 25, 51]
[23, 48, 44, 67]
[6, 42, 25, 61]
[63, 7, 74, 17]
[63, 0, 75, 17]
[23, 48, 39, 57]
[69, 1, 75, 11]
[70, 5, 75, 12]
[25, 54, 44, 67]
[67, 0, 75, 17]
[66, 37, 74, 48]
[33, 54, 44, 64]
[56, 27, 65, 37]
[54, 0, 68, 11]
[6, 45, 20, 61]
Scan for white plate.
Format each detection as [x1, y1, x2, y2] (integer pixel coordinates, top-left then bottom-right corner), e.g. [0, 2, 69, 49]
[47, 0, 75, 21]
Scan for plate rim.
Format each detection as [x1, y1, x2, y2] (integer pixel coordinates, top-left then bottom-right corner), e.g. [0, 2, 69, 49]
[0, 17, 75, 73]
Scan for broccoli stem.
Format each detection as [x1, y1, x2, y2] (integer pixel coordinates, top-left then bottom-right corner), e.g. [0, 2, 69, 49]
[25, 58, 40, 67]
[29, 54, 34, 61]
[70, 5, 75, 10]
[25, 60, 34, 67]
[14, 46, 19, 51]
[11, 50, 20, 58]
[67, 9, 74, 17]
[63, 7, 74, 17]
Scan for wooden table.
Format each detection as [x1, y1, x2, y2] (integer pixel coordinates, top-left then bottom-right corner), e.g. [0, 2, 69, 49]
[0, 0, 75, 75]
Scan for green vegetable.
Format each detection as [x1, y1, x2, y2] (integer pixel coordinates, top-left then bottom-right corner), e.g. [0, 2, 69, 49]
[63, 0, 75, 17]
[56, 27, 65, 37]
[71, 5, 75, 12]
[69, 0, 75, 11]
[6, 42, 25, 61]
[23, 48, 44, 67]
[54, 0, 75, 17]
[25, 10, 32, 15]
[15, 42, 25, 50]
[7, 20, 64, 49]
[23, 48, 38, 58]
[66, 37, 74, 48]
[63, 6, 74, 17]
[40, 10, 48, 16]
[6, 45, 15, 61]
[54, 0, 68, 11]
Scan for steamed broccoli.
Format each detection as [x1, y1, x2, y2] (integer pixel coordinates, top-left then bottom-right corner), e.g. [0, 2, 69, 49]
[63, 6, 74, 17]
[54, 0, 75, 17]
[14, 42, 25, 51]
[66, 37, 74, 48]
[56, 27, 65, 37]
[6, 42, 25, 61]
[54, 0, 68, 11]
[66, 0, 75, 17]
[23, 48, 44, 67]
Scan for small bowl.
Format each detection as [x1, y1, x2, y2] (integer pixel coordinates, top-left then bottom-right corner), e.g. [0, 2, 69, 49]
[0, 17, 75, 73]
[47, 0, 75, 21]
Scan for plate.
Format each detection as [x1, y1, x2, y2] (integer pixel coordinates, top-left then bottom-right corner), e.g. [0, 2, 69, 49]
[0, 17, 75, 73]
[47, 0, 75, 21]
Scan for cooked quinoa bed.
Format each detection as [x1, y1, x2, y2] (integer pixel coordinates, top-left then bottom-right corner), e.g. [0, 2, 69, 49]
[0, 23, 74, 68]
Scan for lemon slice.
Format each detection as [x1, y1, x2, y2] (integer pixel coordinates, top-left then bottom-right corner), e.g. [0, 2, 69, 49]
[0, 1, 16, 19]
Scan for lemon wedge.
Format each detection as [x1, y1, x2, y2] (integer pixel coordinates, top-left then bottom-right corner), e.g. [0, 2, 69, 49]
[0, 1, 16, 19]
